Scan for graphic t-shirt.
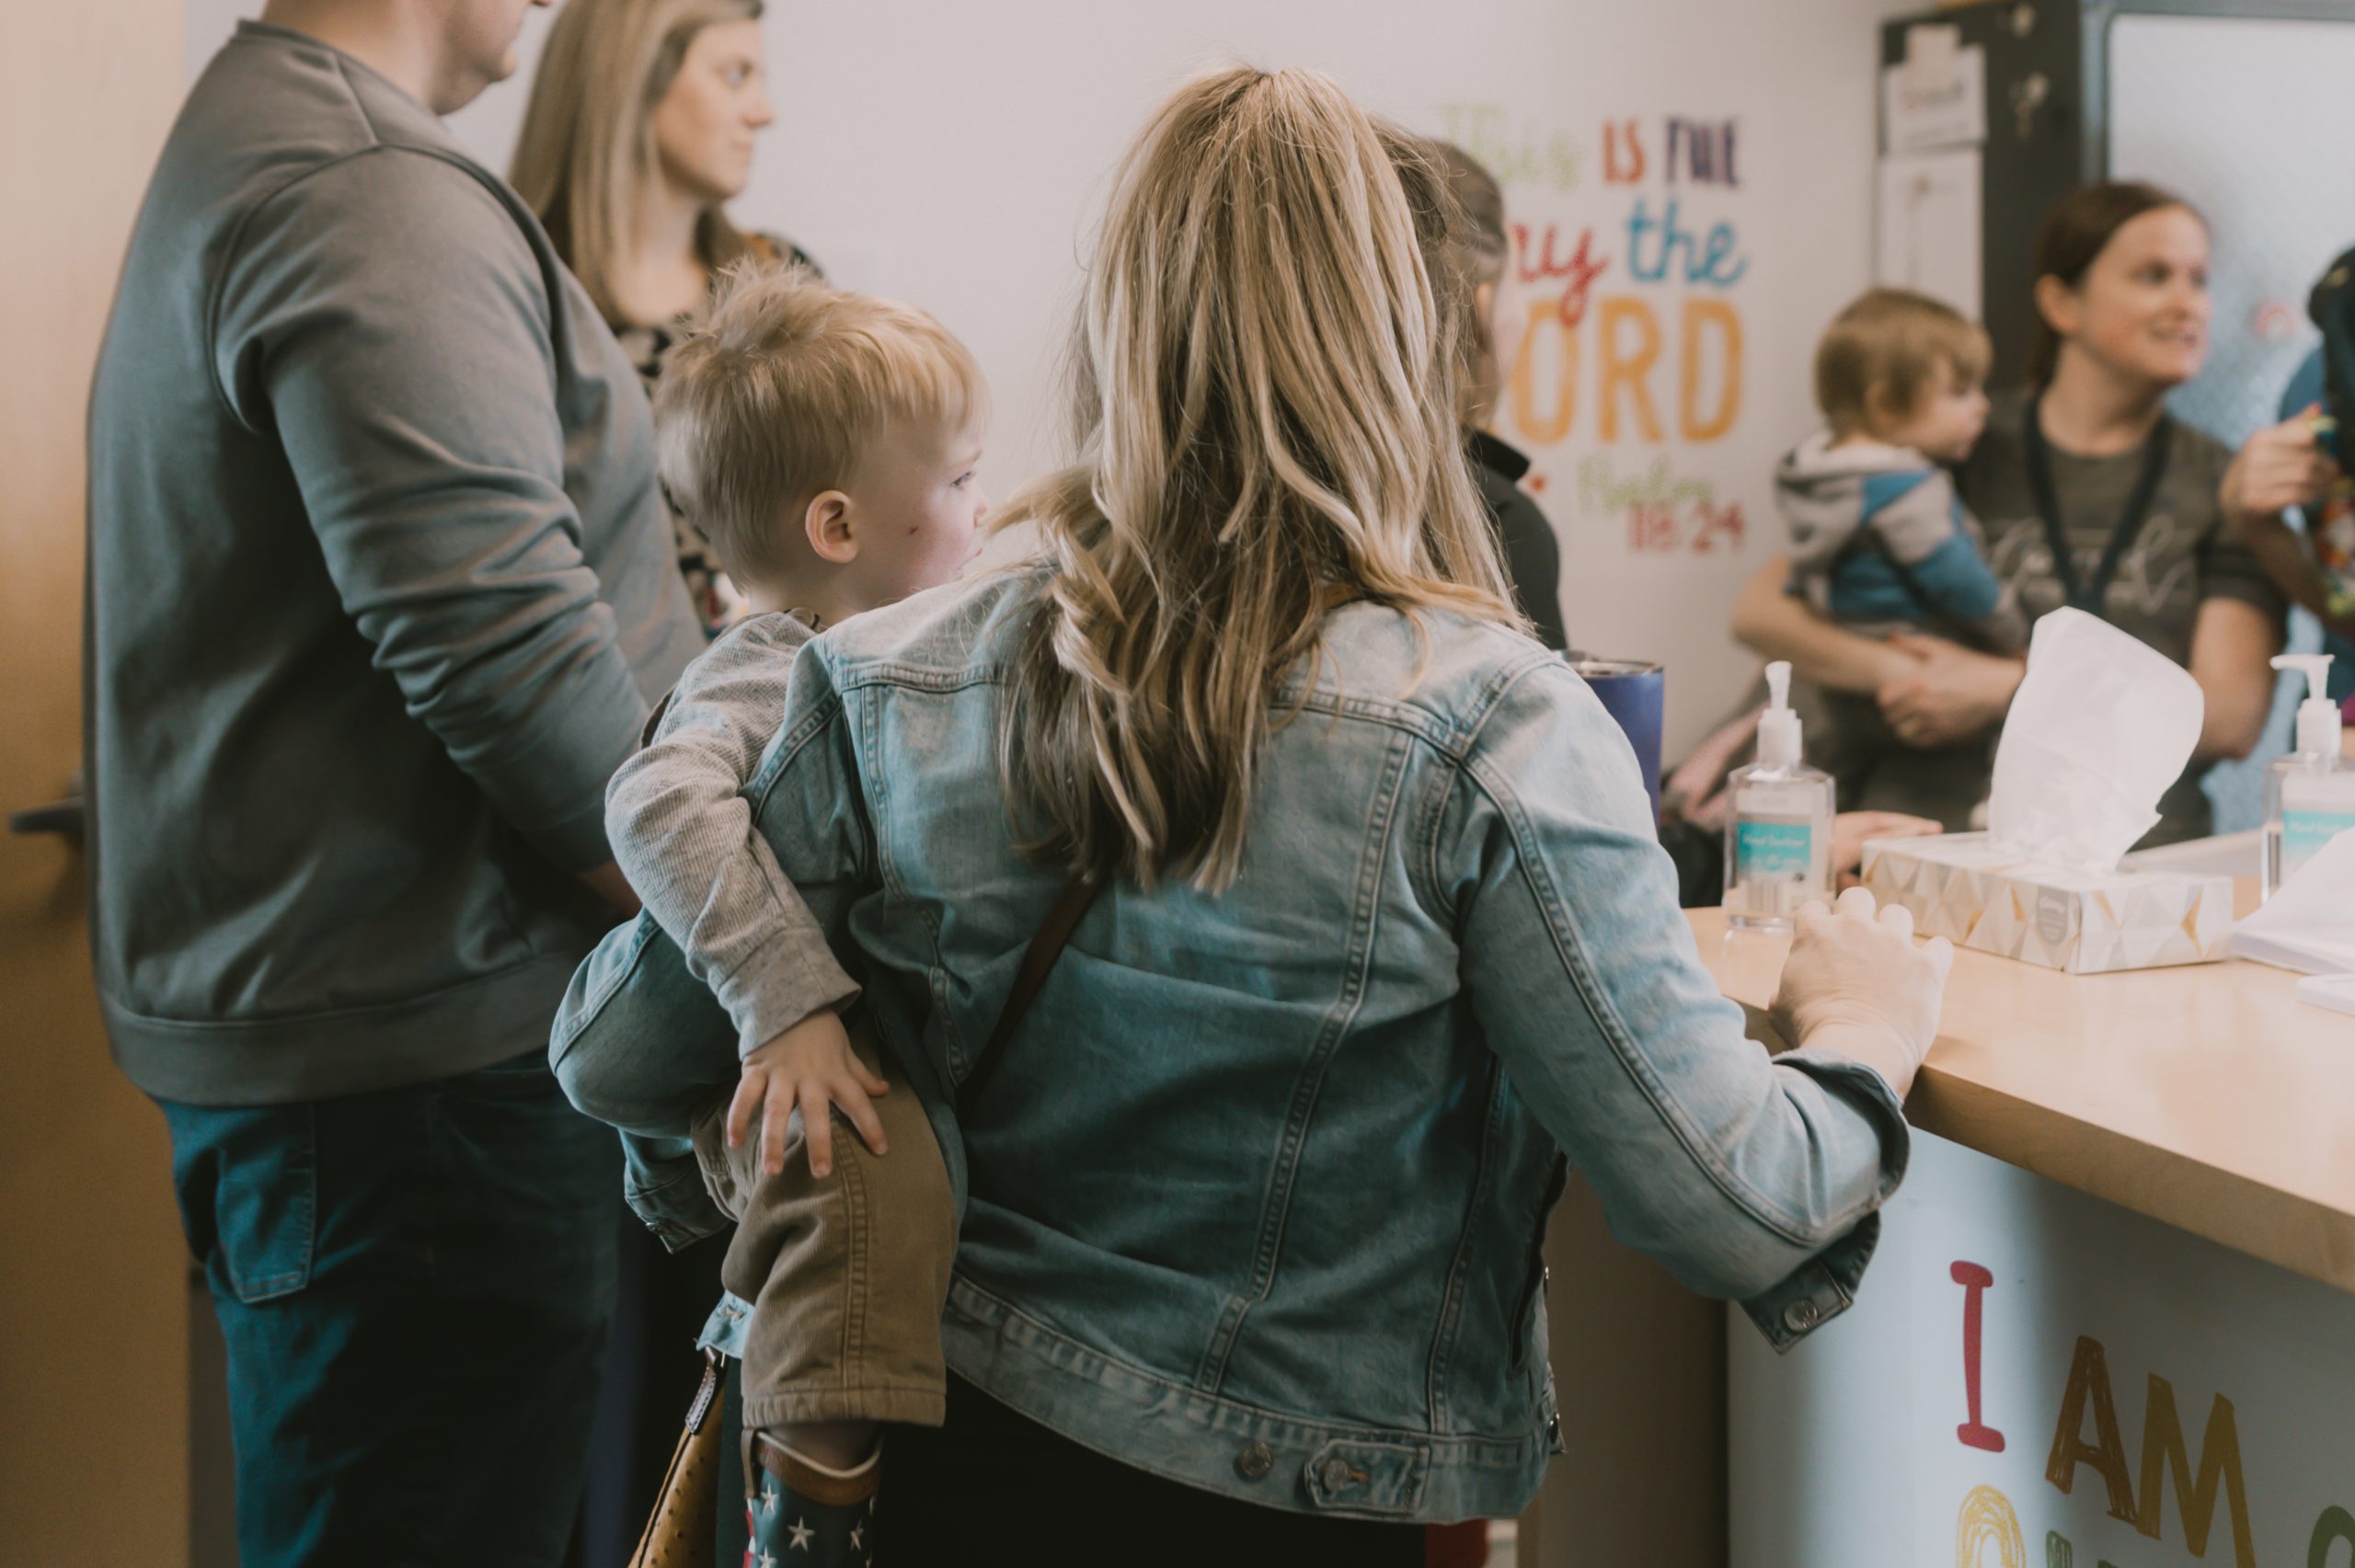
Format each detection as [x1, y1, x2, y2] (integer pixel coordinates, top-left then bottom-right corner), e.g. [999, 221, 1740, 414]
[1847, 391, 2287, 845]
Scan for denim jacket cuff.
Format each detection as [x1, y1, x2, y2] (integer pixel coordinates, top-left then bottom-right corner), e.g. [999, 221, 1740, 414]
[696, 1289, 758, 1360]
[1738, 1211, 1880, 1351]
[1737, 1050, 1912, 1352]
[623, 1135, 734, 1253]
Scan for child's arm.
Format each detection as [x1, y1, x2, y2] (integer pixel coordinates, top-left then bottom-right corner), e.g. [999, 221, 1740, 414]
[1731, 555, 1921, 697]
[605, 618, 861, 1062]
[1863, 472, 2026, 650]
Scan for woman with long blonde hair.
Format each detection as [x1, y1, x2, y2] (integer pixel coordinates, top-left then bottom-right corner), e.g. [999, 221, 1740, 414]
[513, 0, 809, 631]
[588, 64, 1947, 1562]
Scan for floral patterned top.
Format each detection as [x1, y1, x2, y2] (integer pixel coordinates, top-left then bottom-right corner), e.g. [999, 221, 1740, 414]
[613, 232, 819, 636]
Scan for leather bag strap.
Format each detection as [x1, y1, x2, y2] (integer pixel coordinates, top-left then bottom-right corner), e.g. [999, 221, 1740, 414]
[958, 877, 1101, 1114]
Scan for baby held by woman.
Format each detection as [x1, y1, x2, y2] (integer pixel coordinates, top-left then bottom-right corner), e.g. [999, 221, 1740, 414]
[1775, 287, 2024, 800]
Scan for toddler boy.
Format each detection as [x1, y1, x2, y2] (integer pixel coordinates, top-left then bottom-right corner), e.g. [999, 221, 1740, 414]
[1775, 288, 2022, 794]
[549, 262, 989, 1566]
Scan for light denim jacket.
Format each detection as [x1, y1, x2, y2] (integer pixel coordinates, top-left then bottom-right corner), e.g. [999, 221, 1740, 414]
[552, 568, 1909, 1523]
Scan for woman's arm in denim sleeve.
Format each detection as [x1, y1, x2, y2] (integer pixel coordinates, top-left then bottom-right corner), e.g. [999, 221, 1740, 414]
[1444, 660, 1909, 1349]
[553, 640, 874, 1100]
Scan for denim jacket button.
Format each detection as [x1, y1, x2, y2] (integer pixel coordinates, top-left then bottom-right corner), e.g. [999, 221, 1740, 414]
[1783, 1299, 1821, 1333]
[1318, 1457, 1355, 1494]
[1235, 1441, 1274, 1481]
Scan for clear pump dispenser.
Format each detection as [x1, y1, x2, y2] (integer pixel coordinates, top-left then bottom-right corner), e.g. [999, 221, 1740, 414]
[2262, 653, 2355, 900]
[1724, 661, 1836, 929]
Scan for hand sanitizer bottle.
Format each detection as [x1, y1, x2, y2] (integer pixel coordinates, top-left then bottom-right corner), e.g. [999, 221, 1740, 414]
[1724, 661, 1836, 929]
[2263, 653, 2355, 900]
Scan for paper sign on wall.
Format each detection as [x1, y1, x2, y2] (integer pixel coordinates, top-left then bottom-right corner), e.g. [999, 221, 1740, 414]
[1882, 24, 1987, 152]
[1876, 146, 1982, 316]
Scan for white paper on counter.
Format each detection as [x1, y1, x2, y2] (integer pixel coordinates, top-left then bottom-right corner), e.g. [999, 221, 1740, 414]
[1876, 148, 1982, 316]
[2298, 973, 2355, 1017]
[2231, 827, 2355, 974]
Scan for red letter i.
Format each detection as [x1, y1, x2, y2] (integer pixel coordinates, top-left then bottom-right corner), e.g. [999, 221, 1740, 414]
[1951, 1261, 2005, 1452]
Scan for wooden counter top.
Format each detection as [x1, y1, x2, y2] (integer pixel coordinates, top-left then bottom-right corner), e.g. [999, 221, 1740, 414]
[1685, 883, 2355, 1294]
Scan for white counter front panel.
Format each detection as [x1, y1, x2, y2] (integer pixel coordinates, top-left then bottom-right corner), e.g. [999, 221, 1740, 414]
[1729, 1130, 2355, 1568]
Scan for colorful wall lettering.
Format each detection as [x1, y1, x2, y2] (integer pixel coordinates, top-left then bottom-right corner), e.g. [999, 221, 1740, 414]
[1953, 1261, 2007, 1454]
[2037, 1336, 2257, 1566]
[2311, 1506, 2355, 1568]
[1442, 104, 1752, 562]
[1948, 1271, 2295, 1568]
[1730, 1135, 2355, 1568]
[1959, 1484, 2030, 1568]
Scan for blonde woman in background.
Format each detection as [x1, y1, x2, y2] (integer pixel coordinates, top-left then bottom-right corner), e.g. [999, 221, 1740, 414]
[514, 0, 812, 633]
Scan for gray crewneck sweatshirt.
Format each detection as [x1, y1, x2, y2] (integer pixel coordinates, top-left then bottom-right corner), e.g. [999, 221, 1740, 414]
[85, 22, 705, 1104]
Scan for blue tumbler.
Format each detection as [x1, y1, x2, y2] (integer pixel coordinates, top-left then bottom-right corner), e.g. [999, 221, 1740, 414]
[1570, 658, 1665, 819]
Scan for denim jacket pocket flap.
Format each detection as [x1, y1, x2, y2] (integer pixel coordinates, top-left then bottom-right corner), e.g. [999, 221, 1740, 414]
[1301, 1438, 1429, 1515]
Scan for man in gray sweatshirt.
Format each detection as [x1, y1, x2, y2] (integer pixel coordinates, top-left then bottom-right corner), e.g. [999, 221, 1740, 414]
[84, 2, 705, 1561]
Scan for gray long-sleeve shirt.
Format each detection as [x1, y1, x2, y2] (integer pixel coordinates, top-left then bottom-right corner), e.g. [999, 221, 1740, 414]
[85, 22, 705, 1104]
[604, 612, 858, 1057]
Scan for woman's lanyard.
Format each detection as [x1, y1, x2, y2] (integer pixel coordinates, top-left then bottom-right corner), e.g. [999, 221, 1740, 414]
[2019, 393, 2175, 615]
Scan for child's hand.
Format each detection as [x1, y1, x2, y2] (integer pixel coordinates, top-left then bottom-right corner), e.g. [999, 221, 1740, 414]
[725, 1012, 890, 1179]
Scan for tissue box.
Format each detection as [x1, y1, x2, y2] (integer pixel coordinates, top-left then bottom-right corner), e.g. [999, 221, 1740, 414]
[1860, 832, 2232, 975]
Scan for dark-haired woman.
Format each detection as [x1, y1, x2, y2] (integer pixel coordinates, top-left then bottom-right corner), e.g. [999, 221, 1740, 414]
[1735, 182, 2328, 844]
[1429, 141, 1568, 651]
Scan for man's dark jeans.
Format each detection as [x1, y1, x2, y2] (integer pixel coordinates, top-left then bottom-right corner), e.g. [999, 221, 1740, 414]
[162, 1052, 617, 1568]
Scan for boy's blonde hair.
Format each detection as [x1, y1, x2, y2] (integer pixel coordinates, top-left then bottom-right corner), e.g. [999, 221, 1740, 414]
[1815, 288, 1992, 439]
[992, 65, 1519, 893]
[653, 263, 986, 585]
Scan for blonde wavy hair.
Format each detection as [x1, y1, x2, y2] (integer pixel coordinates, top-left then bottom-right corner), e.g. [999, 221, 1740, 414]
[996, 66, 1522, 892]
[511, 0, 764, 326]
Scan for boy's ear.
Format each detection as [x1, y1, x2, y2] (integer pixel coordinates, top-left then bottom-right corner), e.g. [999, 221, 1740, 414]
[1863, 378, 1911, 432]
[804, 490, 858, 565]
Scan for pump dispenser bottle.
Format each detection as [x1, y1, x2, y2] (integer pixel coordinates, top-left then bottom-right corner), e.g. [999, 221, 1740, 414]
[1724, 661, 1836, 929]
[2262, 653, 2355, 900]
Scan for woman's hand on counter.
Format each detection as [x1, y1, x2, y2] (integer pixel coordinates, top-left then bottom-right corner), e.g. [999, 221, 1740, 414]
[1876, 635, 2023, 749]
[1831, 812, 1941, 889]
[1770, 887, 1954, 1099]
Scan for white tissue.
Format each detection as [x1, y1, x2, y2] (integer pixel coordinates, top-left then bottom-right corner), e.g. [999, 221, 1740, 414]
[2231, 827, 2355, 974]
[1984, 608, 2204, 874]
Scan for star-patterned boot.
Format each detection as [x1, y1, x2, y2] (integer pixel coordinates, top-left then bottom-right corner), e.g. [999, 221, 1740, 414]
[741, 1431, 880, 1568]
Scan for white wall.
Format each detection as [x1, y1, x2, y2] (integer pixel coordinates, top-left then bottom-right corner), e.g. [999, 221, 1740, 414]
[185, 0, 1912, 751]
